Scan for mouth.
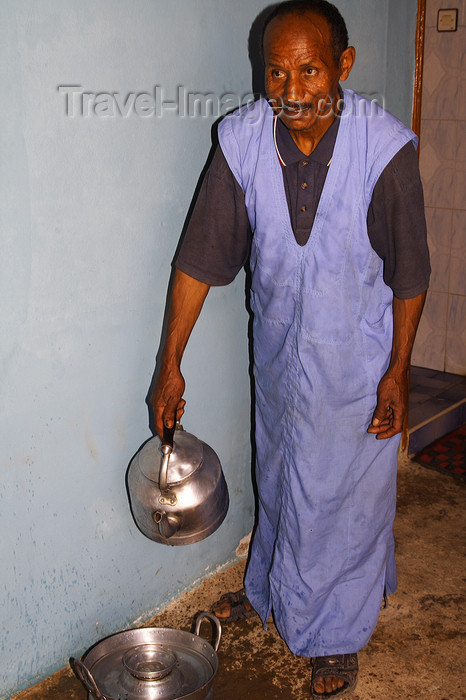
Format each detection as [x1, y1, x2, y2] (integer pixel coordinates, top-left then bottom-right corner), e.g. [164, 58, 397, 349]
[274, 101, 314, 118]
[269, 94, 335, 120]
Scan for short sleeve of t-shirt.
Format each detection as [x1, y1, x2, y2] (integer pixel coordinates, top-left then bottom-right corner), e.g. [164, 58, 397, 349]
[176, 146, 251, 286]
[176, 142, 430, 298]
[368, 141, 430, 298]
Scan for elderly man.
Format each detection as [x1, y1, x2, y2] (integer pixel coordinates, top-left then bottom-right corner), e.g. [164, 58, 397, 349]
[151, 1, 429, 696]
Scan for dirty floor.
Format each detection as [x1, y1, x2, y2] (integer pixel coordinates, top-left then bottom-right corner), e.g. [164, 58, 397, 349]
[13, 453, 466, 699]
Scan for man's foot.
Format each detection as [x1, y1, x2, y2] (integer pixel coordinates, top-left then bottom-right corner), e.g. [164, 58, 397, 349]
[310, 654, 358, 698]
[211, 588, 256, 623]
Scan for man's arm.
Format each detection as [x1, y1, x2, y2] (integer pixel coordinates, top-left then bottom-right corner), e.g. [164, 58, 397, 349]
[150, 268, 210, 438]
[150, 148, 250, 438]
[367, 291, 426, 440]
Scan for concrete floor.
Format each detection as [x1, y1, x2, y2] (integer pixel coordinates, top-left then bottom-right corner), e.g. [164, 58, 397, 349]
[12, 452, 466, 700]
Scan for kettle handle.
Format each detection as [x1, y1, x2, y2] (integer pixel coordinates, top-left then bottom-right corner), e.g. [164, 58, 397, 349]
[159, 422, 175, 492]
[162, 422, 175, 450]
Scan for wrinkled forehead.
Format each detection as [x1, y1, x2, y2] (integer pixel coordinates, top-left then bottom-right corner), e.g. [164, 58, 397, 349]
[263, 10, 333, 59]
[263, 10, 334, 64]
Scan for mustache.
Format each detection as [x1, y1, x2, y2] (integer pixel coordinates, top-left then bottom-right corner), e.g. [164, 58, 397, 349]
[268, 94, 335, 115]
[269, 98, 314, 112]
[283, 102, 314, 111]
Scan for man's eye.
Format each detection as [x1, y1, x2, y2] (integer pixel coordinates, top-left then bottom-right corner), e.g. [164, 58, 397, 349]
[306, 68, 317, 76]
[272, 70, 283, 79]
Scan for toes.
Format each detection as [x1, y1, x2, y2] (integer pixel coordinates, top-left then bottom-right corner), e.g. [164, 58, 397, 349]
[312, 654, 357, 697]
[332, 675, 345, 691]
[212, 601, 231, 618]
[313, 675, 346, 694]
[212, 590, 253, 621]
[324, 675, 344, 693]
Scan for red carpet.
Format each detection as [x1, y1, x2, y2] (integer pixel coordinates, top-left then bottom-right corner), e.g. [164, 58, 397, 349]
[413, 424, 466, 481]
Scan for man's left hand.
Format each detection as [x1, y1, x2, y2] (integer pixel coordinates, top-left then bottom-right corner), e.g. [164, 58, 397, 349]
[367, 370, 408, 439]
[368, 292, 427, 440]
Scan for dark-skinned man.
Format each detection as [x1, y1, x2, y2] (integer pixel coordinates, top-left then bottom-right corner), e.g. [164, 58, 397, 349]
[151, 1, 429, 697]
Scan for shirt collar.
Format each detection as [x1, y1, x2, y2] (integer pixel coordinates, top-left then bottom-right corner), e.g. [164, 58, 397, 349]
[273, 87, 343, 167]
[275, 116, 339, 167]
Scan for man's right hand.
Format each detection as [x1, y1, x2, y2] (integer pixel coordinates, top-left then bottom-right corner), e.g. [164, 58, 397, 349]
[151, 364, 186, 439]
[149, 269, 211, 440]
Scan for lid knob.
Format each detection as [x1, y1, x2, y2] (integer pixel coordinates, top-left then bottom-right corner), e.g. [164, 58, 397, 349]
[122, 645, 177, 681]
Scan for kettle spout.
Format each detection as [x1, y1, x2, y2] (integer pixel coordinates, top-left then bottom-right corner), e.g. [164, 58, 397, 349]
[153, 511, 181, 540]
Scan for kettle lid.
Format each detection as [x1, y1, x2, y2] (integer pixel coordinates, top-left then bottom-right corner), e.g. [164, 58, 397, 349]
[138, 426, 204, 485]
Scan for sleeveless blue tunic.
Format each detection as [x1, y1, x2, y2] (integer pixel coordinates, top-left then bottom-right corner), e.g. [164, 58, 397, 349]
[218, 91, 417, 657]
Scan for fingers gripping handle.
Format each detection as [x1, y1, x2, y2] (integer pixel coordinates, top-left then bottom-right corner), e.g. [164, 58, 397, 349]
[162, 422, 175, 450]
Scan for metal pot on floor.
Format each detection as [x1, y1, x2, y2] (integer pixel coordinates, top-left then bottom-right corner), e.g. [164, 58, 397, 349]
[70, 612, 221, 700]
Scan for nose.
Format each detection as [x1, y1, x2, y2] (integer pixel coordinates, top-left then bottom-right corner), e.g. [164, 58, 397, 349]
[283, 72, 302, 104]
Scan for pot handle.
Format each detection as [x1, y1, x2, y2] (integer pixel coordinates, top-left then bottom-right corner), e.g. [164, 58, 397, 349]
[70, 657, 113, 700]
[159, 422, 176, 493]
[194, 612, 222, 652]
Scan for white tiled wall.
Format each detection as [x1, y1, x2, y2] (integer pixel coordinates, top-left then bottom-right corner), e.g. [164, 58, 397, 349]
[412, 0, 466, 373]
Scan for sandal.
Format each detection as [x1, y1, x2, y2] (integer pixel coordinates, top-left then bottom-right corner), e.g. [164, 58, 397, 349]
[310, 653, 358, 698]
[211, 588, 256, 623]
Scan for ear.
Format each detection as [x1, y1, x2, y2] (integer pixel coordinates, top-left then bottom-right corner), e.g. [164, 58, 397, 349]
[339, 46, 356, 82]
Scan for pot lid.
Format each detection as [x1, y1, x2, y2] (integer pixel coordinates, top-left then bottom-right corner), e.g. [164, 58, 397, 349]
[82, 627, 216, 700]
[138, 427, 204, 485]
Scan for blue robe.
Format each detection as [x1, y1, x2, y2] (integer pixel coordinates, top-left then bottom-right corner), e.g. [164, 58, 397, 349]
[218, 91, 417, 657]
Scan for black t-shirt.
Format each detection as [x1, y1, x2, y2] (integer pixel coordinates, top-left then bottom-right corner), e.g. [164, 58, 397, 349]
[177, 113, 430, 299]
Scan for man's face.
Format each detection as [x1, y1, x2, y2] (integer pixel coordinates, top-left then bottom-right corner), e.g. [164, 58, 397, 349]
[263, 11, 348, 132]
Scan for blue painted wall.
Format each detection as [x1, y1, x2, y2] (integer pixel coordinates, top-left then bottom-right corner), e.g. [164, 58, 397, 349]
[0, 0, 417, 695]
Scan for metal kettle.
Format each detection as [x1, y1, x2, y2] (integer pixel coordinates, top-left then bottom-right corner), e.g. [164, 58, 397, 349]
[127, 423, 229, 545]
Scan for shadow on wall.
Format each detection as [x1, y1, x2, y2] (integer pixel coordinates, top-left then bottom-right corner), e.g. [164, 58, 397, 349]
[144, 3, 275, 438]
[248, 4, 274, 97]
[143, 5, 277, 554]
